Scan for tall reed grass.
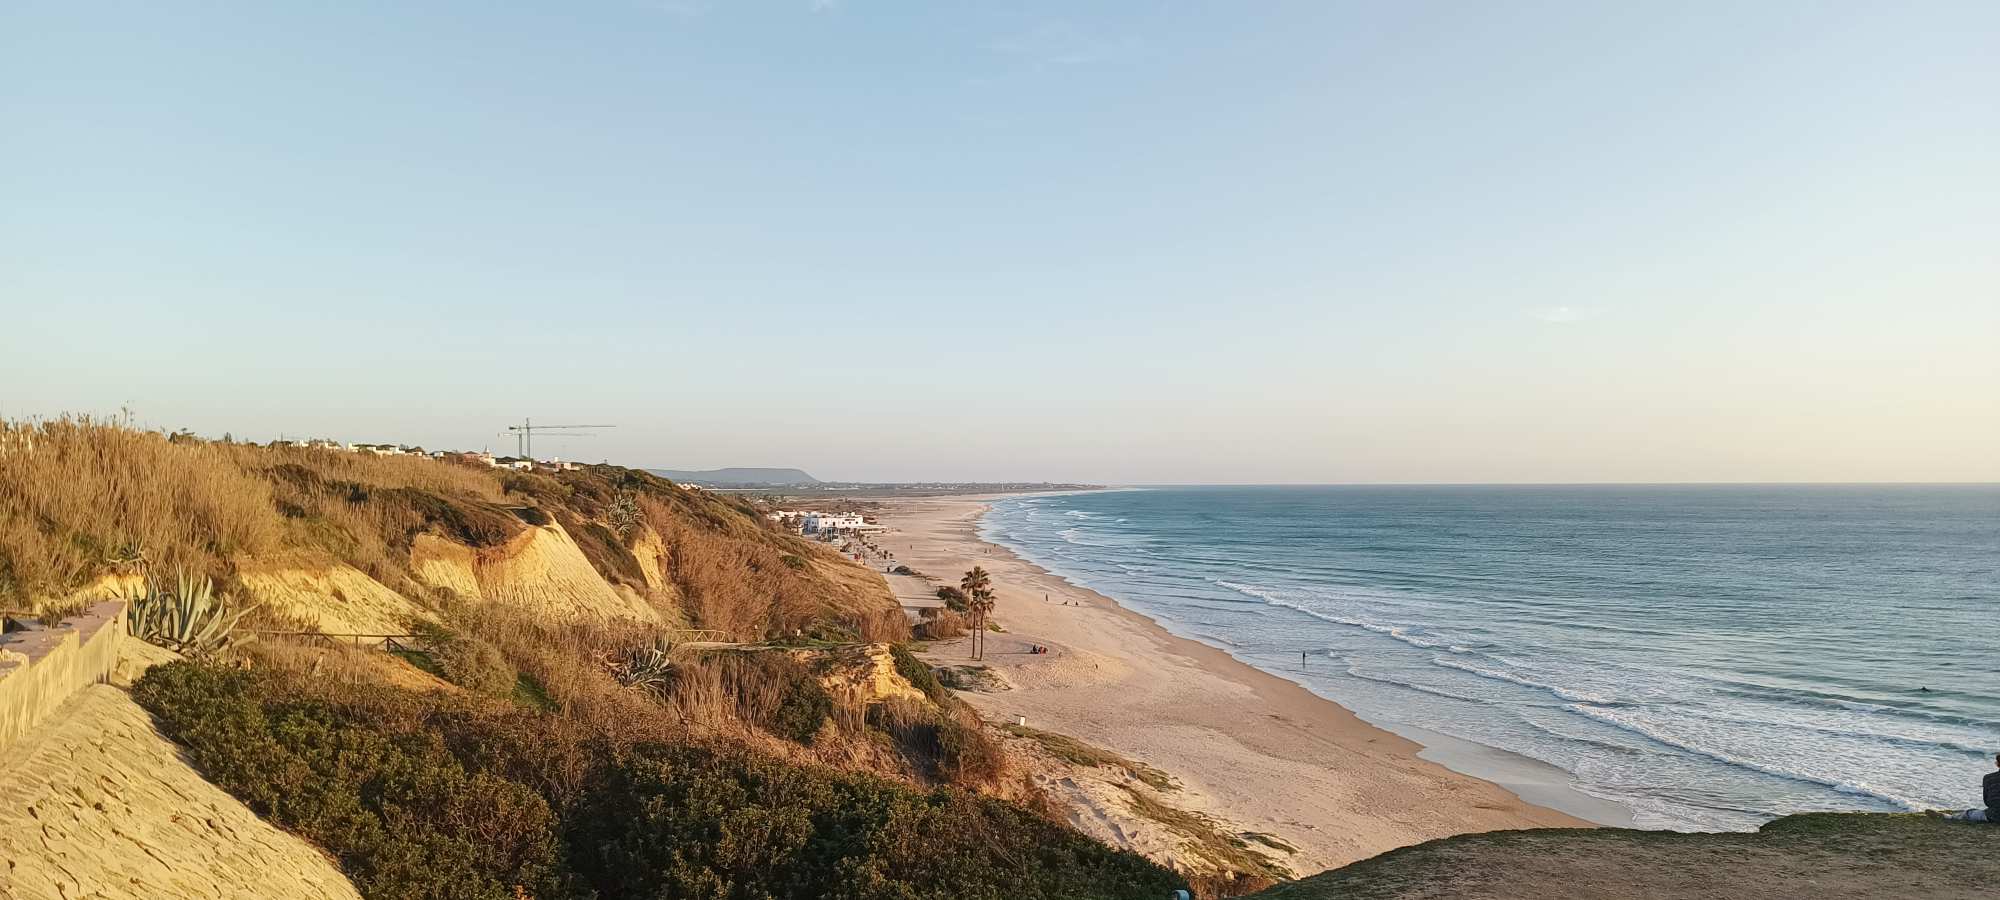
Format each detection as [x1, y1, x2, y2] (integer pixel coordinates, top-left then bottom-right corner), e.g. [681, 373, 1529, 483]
[1, 417, 906, 649]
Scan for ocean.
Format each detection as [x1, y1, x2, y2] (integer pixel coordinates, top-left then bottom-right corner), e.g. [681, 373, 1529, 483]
[979, 485, 2000, 831]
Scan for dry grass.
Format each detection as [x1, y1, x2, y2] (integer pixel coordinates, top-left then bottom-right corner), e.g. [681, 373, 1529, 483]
[0, 418, 901, 640]
[914, 609, 968, 640]
[646, 495, 906, 642]
[1114, 783, 1289, 890]
[0, 417, 523, 605]
[1002, 723, 1178, 791]
[0, 418, 283, 601]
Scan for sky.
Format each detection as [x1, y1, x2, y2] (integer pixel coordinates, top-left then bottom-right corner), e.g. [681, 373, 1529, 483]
[3, 1, 1996, 484]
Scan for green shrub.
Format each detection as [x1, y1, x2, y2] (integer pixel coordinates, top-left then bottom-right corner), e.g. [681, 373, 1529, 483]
[866, 697, 1007, 789]
[131, 663, 567, 900]
[439, 638, 518, 697]
[570, 742, 1185, 900]
[417, 623, 518, 697]
[936, 715, 1006, 784]
[770, 672, 835, 744]
[889, 643, 949, 705]
[135, 661, 1186, 900]
[666, 649, 835, 745]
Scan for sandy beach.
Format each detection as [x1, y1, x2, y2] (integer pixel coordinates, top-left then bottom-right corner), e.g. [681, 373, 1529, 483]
[876, 494, 1626, 877]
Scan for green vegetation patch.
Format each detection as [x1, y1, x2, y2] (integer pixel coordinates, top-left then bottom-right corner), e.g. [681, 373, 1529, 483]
[1114, 783, 1290, 885]
[416, 623, 519, 698]
[888, 643, 951, 705]
[135, 661, 1186, 900]
[132, 664, 569, 899]
[510, 672, 557, 711]
[1003, 723, 1179, 792]
[1245, 832, 1300, 854]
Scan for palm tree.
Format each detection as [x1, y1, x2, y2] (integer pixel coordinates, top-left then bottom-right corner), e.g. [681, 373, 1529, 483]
[961, 567, 995, 659]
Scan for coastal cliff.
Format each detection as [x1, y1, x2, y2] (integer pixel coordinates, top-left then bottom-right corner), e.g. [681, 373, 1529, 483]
[0, 419, 1186, 899]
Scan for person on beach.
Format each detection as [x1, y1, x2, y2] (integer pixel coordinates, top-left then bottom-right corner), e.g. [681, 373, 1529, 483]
[1950, 754, 2000, 822]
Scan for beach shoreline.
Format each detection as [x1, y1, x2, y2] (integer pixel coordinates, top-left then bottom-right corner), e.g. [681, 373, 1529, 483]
[872, 493, 1627, 877]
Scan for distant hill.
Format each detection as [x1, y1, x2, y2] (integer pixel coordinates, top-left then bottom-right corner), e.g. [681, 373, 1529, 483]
[649, 467, 820, 486]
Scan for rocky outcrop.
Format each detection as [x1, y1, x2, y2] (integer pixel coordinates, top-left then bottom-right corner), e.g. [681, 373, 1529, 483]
[796, 643, 931, 706]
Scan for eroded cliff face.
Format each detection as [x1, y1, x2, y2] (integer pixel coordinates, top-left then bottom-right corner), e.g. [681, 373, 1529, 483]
[454, 520, 663, 623]
[237, 564, 435, 635]
[237, 518, 672, 636]
[793, 642, 931, 706]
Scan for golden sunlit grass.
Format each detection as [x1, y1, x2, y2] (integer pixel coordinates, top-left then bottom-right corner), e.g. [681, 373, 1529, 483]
[0, 417, 282, 600]
[0, 416, 904, 647]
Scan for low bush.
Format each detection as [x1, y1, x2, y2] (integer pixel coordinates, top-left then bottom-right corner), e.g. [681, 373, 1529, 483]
[867, 696, 1008, 788]
[571, 741, 1181, 900]
[135, 662, 1187, 900]
[418, 623, 519, 697]
[665, 650, 835, 745]
[889, 643, 950, 705]
[131, 663, 567, 900]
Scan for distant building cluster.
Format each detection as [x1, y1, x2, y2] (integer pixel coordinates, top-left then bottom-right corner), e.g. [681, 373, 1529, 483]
[767, 510, 885, 535]
[265, 439, 581, 473]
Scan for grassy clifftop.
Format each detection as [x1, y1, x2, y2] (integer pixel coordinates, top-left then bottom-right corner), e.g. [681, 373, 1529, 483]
[0, 417, 895, 640]
[1252, 813, 2000, 900]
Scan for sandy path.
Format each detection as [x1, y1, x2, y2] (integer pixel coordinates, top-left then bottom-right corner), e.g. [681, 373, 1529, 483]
[880, 495, 1594, 877]
[0, 685, 361, 900]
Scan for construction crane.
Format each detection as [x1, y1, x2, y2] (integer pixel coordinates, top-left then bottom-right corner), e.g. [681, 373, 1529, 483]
[501, 418, 614, 459]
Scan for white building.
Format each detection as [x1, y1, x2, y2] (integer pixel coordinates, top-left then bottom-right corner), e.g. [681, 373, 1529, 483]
[803, 513, 882, 534]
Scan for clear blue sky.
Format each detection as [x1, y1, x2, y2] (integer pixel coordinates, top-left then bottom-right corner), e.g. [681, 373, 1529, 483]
[4, 1, 1995, 483]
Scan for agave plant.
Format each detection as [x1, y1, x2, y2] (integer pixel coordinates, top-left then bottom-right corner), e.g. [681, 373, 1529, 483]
[610, 635, 675, 692]
[126, 571, 258, 658]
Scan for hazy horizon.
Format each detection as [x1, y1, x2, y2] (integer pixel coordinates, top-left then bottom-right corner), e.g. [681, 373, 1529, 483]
[6, 2, 1996, 484]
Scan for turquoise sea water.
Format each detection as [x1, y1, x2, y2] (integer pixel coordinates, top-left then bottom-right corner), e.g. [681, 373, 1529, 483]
[980, 486, 2000, 831]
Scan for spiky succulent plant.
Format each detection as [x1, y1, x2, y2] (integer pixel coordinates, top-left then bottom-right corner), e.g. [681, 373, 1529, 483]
[126, 571, 258, 658]
[611, 635, 675, 692]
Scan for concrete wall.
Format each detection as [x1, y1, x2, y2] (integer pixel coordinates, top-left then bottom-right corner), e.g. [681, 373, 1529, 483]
[0, 600, 126, 750]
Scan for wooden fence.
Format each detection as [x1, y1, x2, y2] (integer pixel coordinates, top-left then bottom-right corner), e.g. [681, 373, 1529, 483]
[255, 628, 736, 652]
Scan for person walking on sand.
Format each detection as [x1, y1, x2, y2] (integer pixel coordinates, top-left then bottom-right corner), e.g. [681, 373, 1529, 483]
[1951, 754, 2000, 822]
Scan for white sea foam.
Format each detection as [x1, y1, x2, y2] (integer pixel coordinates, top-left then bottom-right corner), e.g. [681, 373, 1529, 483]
[983, 488, 2000, 831]
[1569, 704, 1932, 812]
[1431, 656, 1622, 705]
